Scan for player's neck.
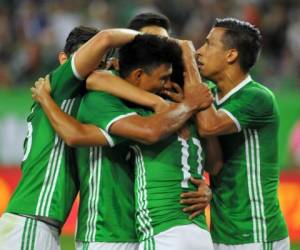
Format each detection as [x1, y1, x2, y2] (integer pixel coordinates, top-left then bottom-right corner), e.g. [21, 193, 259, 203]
[216, 68, 247, 99]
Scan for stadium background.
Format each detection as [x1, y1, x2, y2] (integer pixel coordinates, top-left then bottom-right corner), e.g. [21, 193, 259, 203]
[0, 0, 299, 249]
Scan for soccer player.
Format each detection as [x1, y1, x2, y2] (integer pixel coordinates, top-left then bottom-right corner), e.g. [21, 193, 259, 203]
[0, 26, 158, 250]
[32, 34, 218, 250]
[127, 12, 170, 37]
[93, 11, 210, 207]
[178, 18, 289, 250]
[127, 12, 184, 90]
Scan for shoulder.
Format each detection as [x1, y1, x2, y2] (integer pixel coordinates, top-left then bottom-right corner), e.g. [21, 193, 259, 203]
[238, 81, 278, 117]
[240, 82, 275, 105]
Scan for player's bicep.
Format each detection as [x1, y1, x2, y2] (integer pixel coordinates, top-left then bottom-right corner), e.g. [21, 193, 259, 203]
[197, 109, 238, 136]
[216, 109, 241, 135]
[70, 123, 110, 147]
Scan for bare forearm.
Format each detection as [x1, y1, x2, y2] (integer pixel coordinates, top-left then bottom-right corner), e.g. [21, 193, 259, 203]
[150, 102, 197, 140]
[86, 71, 164, 111]
[196, 106, 238, 136]
[75, 29, 139, 78]
[181, 42, 203, 84]
[39, 95, 107, 146]
[196, 106, 220, 134]
[111, 101, 198, 144]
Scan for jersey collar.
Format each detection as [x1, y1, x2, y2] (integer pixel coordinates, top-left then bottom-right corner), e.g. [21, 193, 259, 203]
[216, 75, 252, 105]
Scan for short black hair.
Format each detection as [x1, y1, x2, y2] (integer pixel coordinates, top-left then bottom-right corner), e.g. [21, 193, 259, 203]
[214, 18, 262, 72]
[63, 26, 99, 57]
[118, 34, 182, 79]
[128, 12, 170, 32]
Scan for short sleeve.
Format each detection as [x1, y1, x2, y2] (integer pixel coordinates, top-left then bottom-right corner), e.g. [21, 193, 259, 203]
[219, 88, 278, 131]
[77, 91, 137, 146]
[50, 54, 84, 102]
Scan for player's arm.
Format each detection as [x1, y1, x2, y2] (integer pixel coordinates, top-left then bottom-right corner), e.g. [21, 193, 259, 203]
[31, 76, 109, 147]
[86, 70, 168, 113]
[108, 69, 213, 144]
[180, 178, 212, 219]
[74, 29, 140, 79]
[179, 40, 238, 136]
[202, 136, 223, 175]
[196, 107, 238, 136]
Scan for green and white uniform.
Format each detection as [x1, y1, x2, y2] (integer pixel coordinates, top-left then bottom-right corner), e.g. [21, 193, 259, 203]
[0, 55, 84, 249]
[211, 75, 288, 246]
[75, 91, 211, 250]
[131, 116, 210, 250]
[75, 91, 138, 248]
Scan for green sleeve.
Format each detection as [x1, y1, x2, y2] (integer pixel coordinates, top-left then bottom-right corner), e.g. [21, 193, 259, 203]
[77, 91, 137, 146]
[50, 55, 84, 102]
[220, 88, 278, 131]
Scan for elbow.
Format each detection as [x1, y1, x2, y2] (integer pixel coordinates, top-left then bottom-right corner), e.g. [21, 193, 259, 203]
[140, 128, 162, 145]
[94, 30, 113, 50]
[86, 73, 96, 90]
[198, 124, 219, 137]
[63, 135, 80, 147]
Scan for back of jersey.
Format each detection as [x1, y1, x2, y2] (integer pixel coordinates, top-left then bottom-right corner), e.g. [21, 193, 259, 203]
[7, 56, 84, 223]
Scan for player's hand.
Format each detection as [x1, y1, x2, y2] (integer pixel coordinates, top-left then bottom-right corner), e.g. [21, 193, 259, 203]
[31, 75, 51, 103]
[183, 76, 213, 111]
[160, 81, 183, 103]
[180, 177, 212, 219]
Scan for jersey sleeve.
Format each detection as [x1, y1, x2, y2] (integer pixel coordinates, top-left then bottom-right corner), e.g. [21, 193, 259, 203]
[77, 91, 137, 146]
[50, 54, 84, 102]
[219, 88, 278, 131]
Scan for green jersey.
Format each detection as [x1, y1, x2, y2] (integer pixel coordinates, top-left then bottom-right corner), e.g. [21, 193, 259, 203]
[75, 91, 138, 242]
[7, 56, 83, 223]
[83, 94, 206, 241]
[131, 120, 207, 242]
[211, 75, 288, 244]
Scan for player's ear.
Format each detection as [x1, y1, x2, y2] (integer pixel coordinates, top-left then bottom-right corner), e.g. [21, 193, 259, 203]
[227, 48, 238, 64]
[128, 68, 143, 86]
[58, 52, 68, 65]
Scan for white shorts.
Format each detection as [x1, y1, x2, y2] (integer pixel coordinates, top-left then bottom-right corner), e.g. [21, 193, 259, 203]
[139, 224, 214, 250]
[213, 237, 290, 250]
[0, 213, 60, 250]
[76, 241, 139, 250]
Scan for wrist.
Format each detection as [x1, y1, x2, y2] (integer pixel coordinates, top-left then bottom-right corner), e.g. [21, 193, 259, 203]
[39, 93, 51, 105]
[182, 99, 199, 112]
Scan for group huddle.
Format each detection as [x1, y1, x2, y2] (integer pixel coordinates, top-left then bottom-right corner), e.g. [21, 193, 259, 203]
[0, 12, 289, 250]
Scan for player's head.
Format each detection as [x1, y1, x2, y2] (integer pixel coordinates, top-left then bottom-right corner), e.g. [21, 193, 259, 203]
[196, 17, 262, 80]
[59, 26, 99, 64]
[127, 12, 184, 86]
[128, 12, 170, 37]
[118, 34, 182, 93]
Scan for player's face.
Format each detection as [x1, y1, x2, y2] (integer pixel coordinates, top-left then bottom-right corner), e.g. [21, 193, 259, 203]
[196, 27, 228, 81]
[139, 63, 172, 93]
[140, 26, 169, 37]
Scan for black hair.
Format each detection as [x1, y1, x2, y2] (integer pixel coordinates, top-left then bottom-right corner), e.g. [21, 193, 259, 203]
[118, 34, 183, 81]
[128, 12, 170, 32]
[214, 17, 262, 72]
[63, 26, 99, 57]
